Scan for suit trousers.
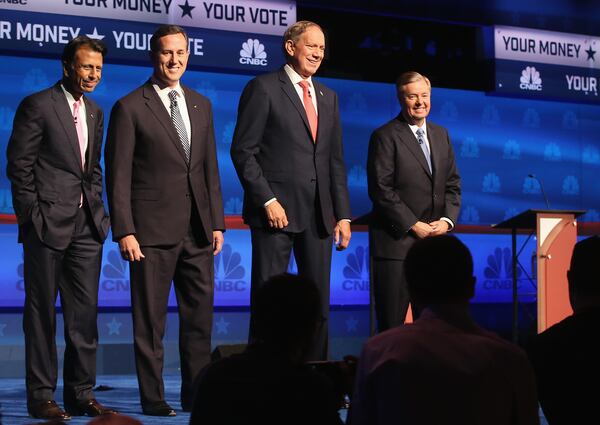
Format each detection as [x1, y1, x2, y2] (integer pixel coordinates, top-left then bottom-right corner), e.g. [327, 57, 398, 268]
[249, 210, 332, 361]
[129, 222, 214, 409]
[372, 257, 410, 332]
[22, 205, 103, 406]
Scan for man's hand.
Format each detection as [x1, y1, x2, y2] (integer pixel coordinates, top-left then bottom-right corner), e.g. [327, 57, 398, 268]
[119, 234, 145, 262]
[411, 221, 435, 239]
[429, 220, 450, 236]
[334, 220, 351, 251]
[265, 200, 288, 229]
[212, 231, 224, 255]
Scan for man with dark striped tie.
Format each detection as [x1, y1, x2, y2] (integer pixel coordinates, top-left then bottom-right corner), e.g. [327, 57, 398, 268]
[105, 25, 225, 417]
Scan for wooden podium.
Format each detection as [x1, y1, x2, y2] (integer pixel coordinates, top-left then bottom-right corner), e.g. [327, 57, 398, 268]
[494, 209, 585, 339]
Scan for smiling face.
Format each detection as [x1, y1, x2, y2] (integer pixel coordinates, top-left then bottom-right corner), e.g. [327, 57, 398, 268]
[62, 47, 103, 98]
[285, 25, 325, 78]
[399, 78, 431, 127]
[151, 33, 189, 87]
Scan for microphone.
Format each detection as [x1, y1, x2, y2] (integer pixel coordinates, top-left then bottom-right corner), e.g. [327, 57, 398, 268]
[528, 174, 550, 209]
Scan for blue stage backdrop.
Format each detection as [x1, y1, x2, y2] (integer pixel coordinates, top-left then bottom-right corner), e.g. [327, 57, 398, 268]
[0, 55, 599, 307]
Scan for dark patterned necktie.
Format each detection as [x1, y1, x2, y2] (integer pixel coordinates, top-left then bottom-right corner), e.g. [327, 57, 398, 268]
[168, 90, 190, 162]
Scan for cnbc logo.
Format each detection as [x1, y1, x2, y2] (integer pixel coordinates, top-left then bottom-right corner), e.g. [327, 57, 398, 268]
[239, 38, 268, 66]
[482, 247, 522, 290]
[214, 244, 246, 292]
[519, 66, 542, 91]
[101, 250, 129, 292]
[342, 246, 369, 291]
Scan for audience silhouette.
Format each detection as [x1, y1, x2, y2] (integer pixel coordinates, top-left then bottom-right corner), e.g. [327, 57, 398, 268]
[189, 273, 344, 425]
[527, 235, 600, 425]
[348, 235, 539, 425]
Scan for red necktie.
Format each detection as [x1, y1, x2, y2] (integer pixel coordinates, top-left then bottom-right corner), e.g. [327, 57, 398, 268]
[73, 99, 86, 167]
[298, 80, 318, 142]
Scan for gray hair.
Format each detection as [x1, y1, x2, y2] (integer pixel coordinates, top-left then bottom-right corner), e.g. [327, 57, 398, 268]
[282, 20, 323, 58]
[396, 71, 431, 95]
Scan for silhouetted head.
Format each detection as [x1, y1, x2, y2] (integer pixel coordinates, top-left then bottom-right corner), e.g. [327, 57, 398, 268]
[568, 236, 600, 312]
[253, 273, 321, 361]
[405, 235, 475, 309]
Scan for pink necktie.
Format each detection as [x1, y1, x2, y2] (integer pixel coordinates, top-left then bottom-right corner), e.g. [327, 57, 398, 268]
[73, 100, 86, 168]
[73, 100, 85, 207]
[298, 80, 318, 142]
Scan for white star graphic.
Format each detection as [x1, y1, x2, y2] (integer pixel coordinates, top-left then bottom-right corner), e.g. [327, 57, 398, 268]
[86, 27, 105, 40]
[345, 316, 358, 333]
[106, 317, 122, 336]
[0, 323, 6, 336]
[214, 316, 230, 335]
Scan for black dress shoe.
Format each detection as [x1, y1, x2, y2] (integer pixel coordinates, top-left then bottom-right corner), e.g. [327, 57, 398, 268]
[142, 401, 177, 416]
[65, 399, 118, 416]
[29, 400, 72, 421]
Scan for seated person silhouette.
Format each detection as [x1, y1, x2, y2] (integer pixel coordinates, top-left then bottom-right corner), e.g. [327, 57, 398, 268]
[348, 235, 539, 425]
[190, 273, 344, 425]
[527, 235, 600, 425]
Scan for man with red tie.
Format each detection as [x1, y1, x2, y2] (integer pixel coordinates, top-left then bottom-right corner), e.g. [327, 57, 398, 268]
[6, 36, 114, 420]
[231, 21, 352, 361]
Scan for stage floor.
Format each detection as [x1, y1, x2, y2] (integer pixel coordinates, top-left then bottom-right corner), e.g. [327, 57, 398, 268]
[0, 304, 546, 424]
[0, 373, 550, 425]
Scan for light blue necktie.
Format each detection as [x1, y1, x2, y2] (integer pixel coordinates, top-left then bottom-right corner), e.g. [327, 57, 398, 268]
[416, 127, 432, 173]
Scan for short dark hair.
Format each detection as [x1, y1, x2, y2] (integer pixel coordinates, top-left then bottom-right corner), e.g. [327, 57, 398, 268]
[405, 235, 474, 304]
[150, 25, 189, 53]
[61, 36, 107, 66]
[282, 20, 323, 58]
[254, 273, 321, 351]
[569, 236, 600, 295]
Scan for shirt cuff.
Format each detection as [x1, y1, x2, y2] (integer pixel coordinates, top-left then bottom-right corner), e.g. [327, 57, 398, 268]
[264, 197, 277, 207]
[440, 217, 454, 231]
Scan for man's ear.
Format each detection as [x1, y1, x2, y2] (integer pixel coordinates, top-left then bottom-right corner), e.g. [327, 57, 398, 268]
[284, 39, 294, 57]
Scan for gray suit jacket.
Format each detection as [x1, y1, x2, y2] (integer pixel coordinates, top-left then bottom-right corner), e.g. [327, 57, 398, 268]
[367, 114, 461, 259]
[6, 82, 109, 250]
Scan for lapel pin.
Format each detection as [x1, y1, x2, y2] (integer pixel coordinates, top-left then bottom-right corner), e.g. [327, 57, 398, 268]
[319, 90, 324, 96]
[90, 113, 94, 119]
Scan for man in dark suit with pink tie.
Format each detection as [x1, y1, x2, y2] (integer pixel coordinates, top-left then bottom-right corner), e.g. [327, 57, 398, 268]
[231, 21, 352, 361]
[6, 36, 114, 420]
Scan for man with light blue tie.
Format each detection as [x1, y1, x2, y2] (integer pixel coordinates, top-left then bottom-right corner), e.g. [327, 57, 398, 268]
[367, 71, 461, 332]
